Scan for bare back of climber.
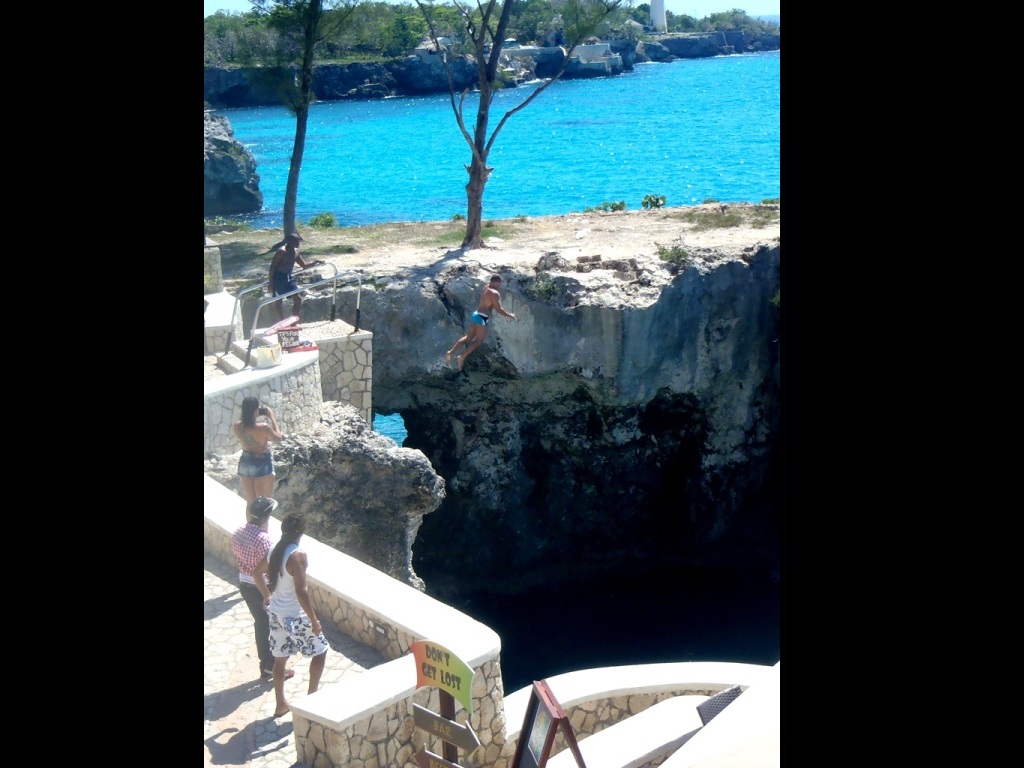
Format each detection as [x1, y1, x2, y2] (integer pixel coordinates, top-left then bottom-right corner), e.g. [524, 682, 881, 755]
[445, 274, 517, 371]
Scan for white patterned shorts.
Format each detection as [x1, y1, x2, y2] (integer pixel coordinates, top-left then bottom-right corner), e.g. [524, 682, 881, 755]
[268, 611, 329, 658]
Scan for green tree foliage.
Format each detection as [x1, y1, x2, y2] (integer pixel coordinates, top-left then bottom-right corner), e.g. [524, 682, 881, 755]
[665, 12, 700, 32]
[703, 8, 778, 34]
[631, 4, 651, 25]
[507, 0, 550, 45]
[204, 7, 270, 66]
[205, 3, 777, 66]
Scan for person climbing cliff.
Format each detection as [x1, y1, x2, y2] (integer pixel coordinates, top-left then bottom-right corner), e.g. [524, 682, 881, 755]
[445, 274, 517, 371]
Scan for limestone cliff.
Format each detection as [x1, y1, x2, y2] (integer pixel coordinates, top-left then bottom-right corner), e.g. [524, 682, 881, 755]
[290, 239, 781, 599]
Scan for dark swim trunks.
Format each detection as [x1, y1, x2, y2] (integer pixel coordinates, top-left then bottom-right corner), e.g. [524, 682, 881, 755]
[470, 311, 490, 326]
[273, 271, 299, 297]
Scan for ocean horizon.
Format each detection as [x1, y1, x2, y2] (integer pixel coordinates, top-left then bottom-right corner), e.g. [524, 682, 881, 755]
[214, 50, 779, 231]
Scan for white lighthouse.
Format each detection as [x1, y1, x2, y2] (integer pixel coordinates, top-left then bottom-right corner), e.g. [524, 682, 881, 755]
[650, 0, 667, 33]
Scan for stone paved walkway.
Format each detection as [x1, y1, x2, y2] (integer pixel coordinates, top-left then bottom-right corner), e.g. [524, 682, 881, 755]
[204, 551, 386, 768]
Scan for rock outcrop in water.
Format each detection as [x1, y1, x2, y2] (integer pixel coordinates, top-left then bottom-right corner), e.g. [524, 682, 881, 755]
[204, 107, 262, 216]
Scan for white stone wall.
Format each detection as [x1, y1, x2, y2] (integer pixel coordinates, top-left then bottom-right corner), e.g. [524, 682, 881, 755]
[318, 330, 373, 424]
[204, 476, 506, 768]
[203, 352, 323, 456]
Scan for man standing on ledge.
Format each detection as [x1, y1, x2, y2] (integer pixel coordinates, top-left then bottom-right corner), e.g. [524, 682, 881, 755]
[445, 274, 517, 371]
[269, 233, 323, 321]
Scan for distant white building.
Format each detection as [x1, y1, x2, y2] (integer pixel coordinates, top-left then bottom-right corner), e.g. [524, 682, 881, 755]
[412, 37, 450, 65]
[650, 0, 667, 32]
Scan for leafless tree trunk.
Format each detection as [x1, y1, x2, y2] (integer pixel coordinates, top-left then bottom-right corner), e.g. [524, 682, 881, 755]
[282, 2, 320, 237]
[255, 1, 359, 241]
[416, 1, 623, 250]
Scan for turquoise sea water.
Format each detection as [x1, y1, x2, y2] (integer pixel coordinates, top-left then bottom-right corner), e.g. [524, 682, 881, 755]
[374, 413, 407, 445]
[216, 50, 779, 230]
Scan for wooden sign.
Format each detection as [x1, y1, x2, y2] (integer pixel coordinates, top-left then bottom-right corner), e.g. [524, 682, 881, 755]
[413, 704, 481, 752]
[411, 640, 475, 712]
[511, 680, 587, 768]
[415, 747, 465, 768]
[413, 753, 466, 768]
[411, 640, 478, 766]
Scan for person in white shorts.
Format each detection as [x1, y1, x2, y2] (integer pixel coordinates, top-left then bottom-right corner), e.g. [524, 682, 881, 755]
[256, 511, 329, 718]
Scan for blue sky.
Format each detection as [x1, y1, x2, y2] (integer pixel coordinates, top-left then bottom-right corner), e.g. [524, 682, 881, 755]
[204, 1, 780, 21]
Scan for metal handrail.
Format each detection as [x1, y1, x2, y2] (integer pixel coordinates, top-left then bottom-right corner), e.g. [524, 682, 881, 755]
[224, 261, 340, 357]
[230, 264, 364, 368]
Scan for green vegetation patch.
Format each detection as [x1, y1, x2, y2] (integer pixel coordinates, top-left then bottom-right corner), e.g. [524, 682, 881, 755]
[524, 271, 560, 300]
[412, 219, 519, 247]
[671, 209, 741, 230]
[668, 204, 780, 231]
[583, 201, 627, 213]
[657, 242, 694, 273]
[307, 212, 337, 227]
[748, 205, 780, 228]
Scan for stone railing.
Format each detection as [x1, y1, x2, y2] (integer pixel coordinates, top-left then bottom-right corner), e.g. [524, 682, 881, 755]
[205, 474, 774, 768]
[203, 350, 323, 457]
[204, 475, 506, 768]
[501, 661, 773, 767]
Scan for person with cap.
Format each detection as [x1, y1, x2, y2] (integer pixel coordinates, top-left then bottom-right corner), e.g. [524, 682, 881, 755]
[255, 511, 329, 718]
[268, 232, 324, 321]
[230, 496, 294, 681]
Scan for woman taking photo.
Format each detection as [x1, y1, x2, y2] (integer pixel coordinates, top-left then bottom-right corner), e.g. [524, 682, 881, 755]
[233, 396, 283, 519]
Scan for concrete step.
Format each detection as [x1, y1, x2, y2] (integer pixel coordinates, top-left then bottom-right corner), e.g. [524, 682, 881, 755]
[215, 351, 251, 375]
[215, 332, 283, 375]
[547, 694, 709, 768]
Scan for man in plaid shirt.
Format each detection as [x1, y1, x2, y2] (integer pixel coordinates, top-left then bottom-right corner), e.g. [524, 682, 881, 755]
[231, 496, 293, 680]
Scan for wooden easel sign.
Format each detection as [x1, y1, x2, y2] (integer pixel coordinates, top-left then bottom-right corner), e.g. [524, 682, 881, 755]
[510, 679, 587, 768]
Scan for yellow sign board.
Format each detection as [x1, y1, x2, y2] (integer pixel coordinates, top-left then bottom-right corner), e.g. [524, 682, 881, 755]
[411, 640, 475, 712]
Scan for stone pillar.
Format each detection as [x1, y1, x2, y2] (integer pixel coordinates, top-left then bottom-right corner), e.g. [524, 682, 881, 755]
[205, 237, 224, 294]
[318, 330, 374, 426]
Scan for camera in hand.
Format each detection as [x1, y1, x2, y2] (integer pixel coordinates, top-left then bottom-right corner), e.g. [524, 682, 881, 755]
[258, 406, 269, 415]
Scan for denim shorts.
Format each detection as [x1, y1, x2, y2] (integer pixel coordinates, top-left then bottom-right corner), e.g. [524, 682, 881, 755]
[238, 450, 274, 478]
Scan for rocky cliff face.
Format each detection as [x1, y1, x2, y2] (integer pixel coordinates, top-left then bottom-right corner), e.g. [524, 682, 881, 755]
[204, 33, 779, 108]
[291, 240, 781, 599]
[204, 108, 262, 216]
[205, 401, 446, 590]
